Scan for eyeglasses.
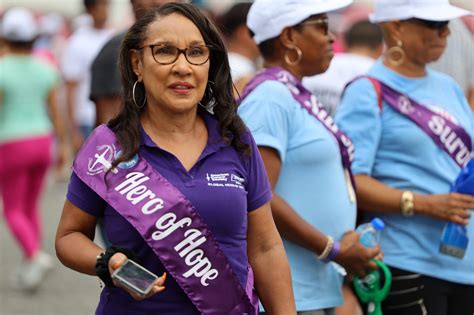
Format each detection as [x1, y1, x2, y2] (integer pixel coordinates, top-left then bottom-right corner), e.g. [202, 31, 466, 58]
[139, 44, 212, 65]
[299, 18, 329, 35]
[408, 18, 449, 30]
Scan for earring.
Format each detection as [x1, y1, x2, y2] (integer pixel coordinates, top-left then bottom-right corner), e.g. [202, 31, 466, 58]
[199, 81, 216, 114]
[386, 39, 405, 67]
[132, 80, 146, 109]
[284, 46, 303, 66]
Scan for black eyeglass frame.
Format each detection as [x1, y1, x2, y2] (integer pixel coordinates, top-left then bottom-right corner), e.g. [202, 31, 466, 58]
[406, 18, 450, 30]
[138, 44, 213, 65]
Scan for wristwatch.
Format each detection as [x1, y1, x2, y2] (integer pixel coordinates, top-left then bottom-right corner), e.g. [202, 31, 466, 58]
[400, 190, 415, 217]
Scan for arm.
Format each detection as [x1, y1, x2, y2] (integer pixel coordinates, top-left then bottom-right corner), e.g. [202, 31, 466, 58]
[55, 200, 102, 275]
[47, 86, 69, 171]
[355, 174, 474, 225]
[55, 200, 166, 300]
[247, 202, 296, 314]
[259, 146, 379, 277]
[467, 85, 474, 112]
[65, 80, 83, 152]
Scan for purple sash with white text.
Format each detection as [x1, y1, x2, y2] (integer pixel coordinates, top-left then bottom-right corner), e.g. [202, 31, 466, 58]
[366, 77, 472, 168]
[240, 67, 356, 187]
[73, 125, 257, 315]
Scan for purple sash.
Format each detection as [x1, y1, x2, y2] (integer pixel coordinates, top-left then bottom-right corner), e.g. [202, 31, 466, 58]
[240, 67, 355, 186]
[366, 78, 472, 168]
[73, 125, 257, 315]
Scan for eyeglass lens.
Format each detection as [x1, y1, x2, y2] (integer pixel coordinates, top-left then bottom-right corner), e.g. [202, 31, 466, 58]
[412, 18, 449, 29]
[301, 18, 329, 35]
[150, 44, 210, 65]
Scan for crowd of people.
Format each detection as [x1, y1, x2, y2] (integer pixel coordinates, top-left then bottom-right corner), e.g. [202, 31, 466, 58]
[0, 0, 473, 314]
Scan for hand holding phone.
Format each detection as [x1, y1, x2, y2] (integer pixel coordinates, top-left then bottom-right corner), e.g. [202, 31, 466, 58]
[109, 254, 166, 300]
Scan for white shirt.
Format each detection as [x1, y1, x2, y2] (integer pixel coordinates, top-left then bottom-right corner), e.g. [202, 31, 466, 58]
[228, 52, 256, 83]
[61, 26, 113, 127]
[303, 53, 375, 116]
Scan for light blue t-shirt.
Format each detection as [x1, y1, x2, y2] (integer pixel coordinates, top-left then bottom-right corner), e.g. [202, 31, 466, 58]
[239, 80, 356, 311]
[336, 61, 474, 285]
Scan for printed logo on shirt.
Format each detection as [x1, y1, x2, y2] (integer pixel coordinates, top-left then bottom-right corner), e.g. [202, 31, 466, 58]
[206, 173, 245, 189]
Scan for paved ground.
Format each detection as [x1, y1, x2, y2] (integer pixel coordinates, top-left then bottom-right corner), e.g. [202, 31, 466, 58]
[0, 175, 101, 315]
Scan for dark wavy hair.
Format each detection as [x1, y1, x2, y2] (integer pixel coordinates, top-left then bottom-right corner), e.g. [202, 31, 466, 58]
[109, 2, 250, 168]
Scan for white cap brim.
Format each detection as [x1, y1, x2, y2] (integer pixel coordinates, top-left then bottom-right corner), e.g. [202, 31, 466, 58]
[369, 3, 472, 23]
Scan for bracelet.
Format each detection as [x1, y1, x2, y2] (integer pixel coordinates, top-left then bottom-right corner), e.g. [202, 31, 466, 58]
[324, 240, 340, 262]
[95, 246, 138, 287]
[401, 190, 415, 217]
[317, 235, 334, 261]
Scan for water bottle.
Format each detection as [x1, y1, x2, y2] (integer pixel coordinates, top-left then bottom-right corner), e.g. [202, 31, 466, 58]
[353, 218, 390, 315]
[439, 159, 473, 259]
[356, 218, 385, 248]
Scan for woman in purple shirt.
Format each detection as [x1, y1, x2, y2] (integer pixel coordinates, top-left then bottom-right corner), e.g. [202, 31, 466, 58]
[55, 3, 295, 315]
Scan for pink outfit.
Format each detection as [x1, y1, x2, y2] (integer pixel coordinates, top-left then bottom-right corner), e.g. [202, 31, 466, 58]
[0, 135, 53, 259]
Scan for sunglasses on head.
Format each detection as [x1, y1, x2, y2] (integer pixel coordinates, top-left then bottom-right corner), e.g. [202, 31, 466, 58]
[408, 18, 449, 30]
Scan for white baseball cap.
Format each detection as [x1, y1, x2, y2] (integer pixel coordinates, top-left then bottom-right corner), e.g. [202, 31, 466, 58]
[370, 0, 472, 23]
[1, 7, 38, 42]
[247, 0, 353, 44]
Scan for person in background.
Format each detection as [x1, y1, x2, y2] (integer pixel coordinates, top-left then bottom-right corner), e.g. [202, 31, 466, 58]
[303, 20, 383, 116]
[62, 0, 113, 152]
[90, 0, 181, 128]
[335, 0, 474, 314]
[431, 17, 474, 111]
[0, 7, 67, 291]
[55, 3, 295, 314]
[217, 2, 260, 95]
[239, 0, 380, 314]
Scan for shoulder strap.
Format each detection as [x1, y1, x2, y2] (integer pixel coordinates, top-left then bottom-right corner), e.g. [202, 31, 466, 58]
[366, 77, 383, 111]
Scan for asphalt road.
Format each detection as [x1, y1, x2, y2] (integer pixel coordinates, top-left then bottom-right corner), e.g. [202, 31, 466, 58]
[0, 175, 101, 315]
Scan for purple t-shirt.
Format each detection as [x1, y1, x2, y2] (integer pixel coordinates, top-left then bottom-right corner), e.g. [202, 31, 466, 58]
[67, 113, 272, 315]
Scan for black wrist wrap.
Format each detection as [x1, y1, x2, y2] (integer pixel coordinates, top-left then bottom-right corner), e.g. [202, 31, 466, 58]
[95, 246, 138, 287]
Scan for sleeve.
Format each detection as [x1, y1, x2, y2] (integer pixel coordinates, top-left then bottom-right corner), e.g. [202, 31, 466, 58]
[61, 36, 85, 82]
[66, 172, 106, 217]
[238, 81, 293, 162]
[335, 78, 383, 175]
[242, 132, 273, 212]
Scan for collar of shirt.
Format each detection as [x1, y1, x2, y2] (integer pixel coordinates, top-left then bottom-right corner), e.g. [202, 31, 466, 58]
[138, 111, 230, 159]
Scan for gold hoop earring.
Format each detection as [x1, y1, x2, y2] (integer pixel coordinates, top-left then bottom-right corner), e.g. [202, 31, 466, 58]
[132, 80, 146, 109]
[284, 46, 302, 66]
[386, 39, 405, 67]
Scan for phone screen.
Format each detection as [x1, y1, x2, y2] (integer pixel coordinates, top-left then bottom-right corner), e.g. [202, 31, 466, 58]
[112, 260, 158, 294]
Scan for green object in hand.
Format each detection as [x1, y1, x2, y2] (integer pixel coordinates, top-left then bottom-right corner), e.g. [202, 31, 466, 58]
[353, 259, 392, 315]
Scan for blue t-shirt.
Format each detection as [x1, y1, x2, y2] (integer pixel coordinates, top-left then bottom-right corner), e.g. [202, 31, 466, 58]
[67, 113, 272, 314]
[336, 60, 474, 285]
[239, 80, 357, 311]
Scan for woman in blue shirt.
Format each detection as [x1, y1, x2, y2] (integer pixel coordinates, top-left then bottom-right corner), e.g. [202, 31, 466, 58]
[336, 1, 474, 314]
[239, 0, 380, 314]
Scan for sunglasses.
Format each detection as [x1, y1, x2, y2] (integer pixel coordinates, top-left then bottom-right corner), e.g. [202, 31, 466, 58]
[408, 18, 449, 30]
[298, 18, 329, 35]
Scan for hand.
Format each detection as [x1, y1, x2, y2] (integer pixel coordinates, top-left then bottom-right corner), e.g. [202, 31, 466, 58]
[108, 252, 166, 301]
[72, 130, 84, 153]
[333, 231, 381, 278]
[56, 143, 69, 172]
[416, 193, 474, 225]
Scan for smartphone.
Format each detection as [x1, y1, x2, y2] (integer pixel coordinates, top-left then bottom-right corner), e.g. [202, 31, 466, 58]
[111, 259, 159, 296]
